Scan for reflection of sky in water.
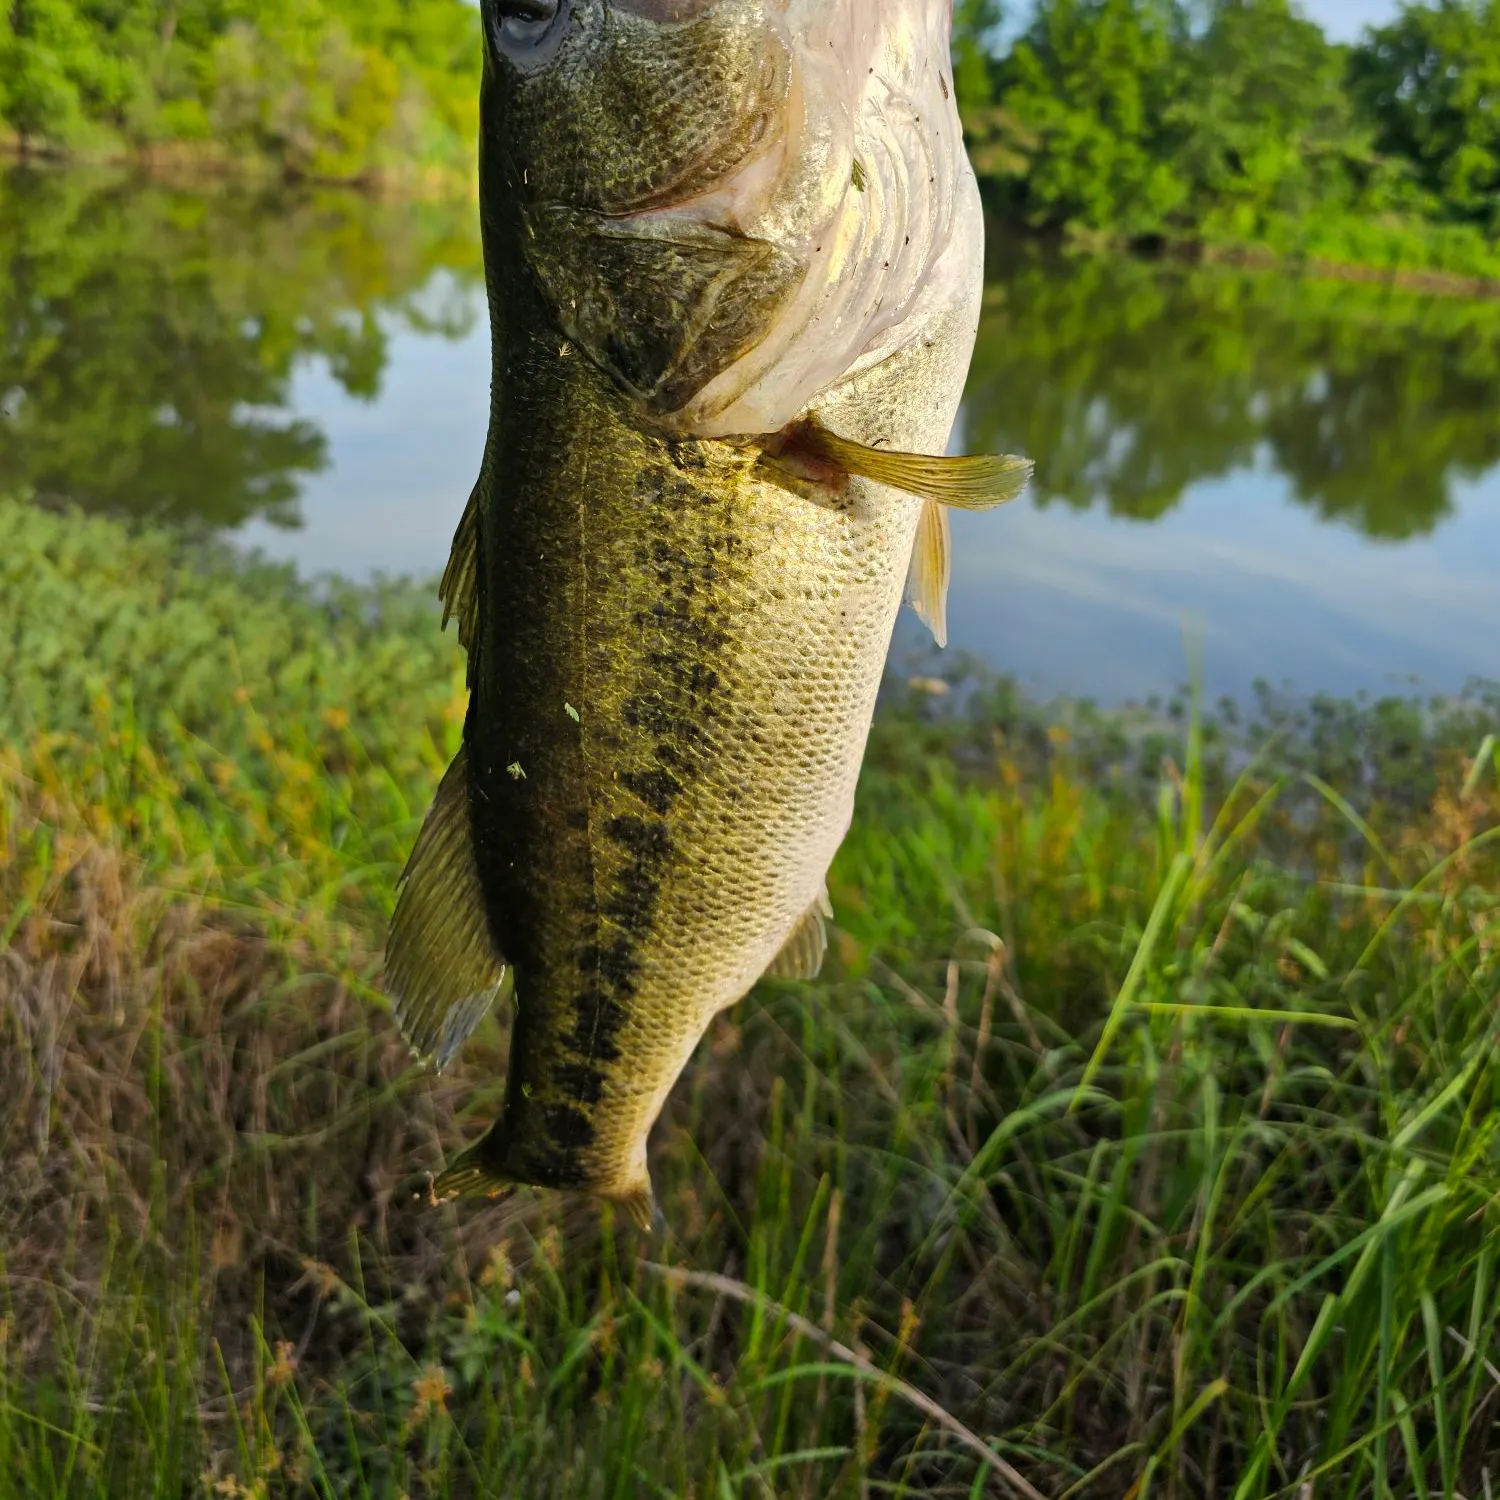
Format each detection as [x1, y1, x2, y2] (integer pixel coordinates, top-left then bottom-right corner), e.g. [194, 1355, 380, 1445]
[893, 465, 1500, 704]
[237, 311, 1500, 707]
[237, 317, 488, 579]
[1003, 0, 1397, 44]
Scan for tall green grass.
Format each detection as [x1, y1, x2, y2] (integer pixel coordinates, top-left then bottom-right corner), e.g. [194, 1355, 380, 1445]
[2, 498, 1499, 1497]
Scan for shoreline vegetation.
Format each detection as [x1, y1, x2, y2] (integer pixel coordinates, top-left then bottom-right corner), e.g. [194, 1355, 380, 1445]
[5, 0, 1500, 289]
[0, 0, 482, 193]
[1151, 239, 1500, 302]
[4, 500, 1500, 1495]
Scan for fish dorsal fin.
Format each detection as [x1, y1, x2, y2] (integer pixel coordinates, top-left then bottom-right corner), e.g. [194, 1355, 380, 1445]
[765, 887, 834, 982]
[440, 481, 481, 656]
[907, 500, 951, 649]
[798, 417, 1034, 511]
[386, 747, 509, 1073]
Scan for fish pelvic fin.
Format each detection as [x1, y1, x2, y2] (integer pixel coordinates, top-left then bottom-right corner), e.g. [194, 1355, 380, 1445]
[906, 499, 951, 649]
[796, 416, 1034, 512]
[765, 886, 834, 982]
[385, 747, 510, 1073]
[440, 480, 481, 656]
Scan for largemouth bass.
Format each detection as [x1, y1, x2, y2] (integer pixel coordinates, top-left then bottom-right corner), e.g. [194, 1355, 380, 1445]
[386, 0, 1031, 1227]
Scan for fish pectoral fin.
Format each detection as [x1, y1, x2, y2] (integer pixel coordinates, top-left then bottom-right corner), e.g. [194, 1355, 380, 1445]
[440, 480, 481, 657]
[385, 746, 510, 1073]
[907, 500, 952, 649]
[795, 417, 1034, 512]
[765, 886, 834, 982]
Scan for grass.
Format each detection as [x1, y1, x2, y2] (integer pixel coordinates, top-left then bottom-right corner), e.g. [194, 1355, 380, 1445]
[2, 496, 1500, 1497]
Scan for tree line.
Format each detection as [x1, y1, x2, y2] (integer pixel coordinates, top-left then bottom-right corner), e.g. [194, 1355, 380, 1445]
[2, 0, 1498, 277]
[955, 0, 1500, 278]
[0, 0, 480, 183]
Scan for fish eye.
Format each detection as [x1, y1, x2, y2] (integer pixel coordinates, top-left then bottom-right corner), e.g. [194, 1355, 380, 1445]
[484, 0, 568, 60]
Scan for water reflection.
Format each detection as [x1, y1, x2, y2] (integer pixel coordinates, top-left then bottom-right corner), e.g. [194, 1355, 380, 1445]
[0, 166, 481, 530]
[3, 169, 1497, 700]
[967, 242, 1500, 539]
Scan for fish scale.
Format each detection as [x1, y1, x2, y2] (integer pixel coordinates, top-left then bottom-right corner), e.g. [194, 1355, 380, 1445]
[384, 0, 1032, 1224]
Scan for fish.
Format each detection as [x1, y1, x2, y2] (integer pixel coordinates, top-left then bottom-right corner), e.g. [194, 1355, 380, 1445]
[384, 0, 1032, 1229]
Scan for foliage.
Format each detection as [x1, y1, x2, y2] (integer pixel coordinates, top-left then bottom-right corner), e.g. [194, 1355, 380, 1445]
[1350, 0, 1500, 228]
[966, 0, 1500, 278]
[2, 501, 1500, 1495]
[5, 0, 1500, 279]
[952, 0, 1004, 112]
[0, 165, 481, 529]
[995, 0, 1190, 237]
[1170, 0, 1379, 235]
[0, 0, 481, 183]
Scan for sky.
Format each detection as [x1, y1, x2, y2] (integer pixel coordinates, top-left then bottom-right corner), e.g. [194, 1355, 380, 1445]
[1002, 0, 1400, 43]
[1241, 0, 1397, 39]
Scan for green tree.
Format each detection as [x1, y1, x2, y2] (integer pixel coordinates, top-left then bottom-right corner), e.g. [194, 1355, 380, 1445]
[1168, 0, 1371, 235]
[0, 0, 480, 182]
[1351, 0, 1500, 227]
[953, 0, 1003, 111]
[997, 0, 1190, 237]
[1, 1, 121, 147]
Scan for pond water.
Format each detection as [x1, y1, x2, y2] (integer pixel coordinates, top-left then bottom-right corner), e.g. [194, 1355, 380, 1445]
[4, 167, 1498, 706]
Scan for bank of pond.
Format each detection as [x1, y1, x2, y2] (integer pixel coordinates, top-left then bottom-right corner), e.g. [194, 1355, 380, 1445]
[1, 498, 1498, 1496]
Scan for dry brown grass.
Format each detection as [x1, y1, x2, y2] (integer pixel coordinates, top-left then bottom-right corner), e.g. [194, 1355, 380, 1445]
[0, 773, 500, 1387]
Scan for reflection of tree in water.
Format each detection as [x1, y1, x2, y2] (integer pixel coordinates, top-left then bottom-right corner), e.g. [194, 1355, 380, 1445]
[0, 167, 482, 531]
[966, 241, 1500, 539]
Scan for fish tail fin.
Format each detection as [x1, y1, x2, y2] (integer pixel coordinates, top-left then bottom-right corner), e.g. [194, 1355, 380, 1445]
[433, 1141, 513, 1203]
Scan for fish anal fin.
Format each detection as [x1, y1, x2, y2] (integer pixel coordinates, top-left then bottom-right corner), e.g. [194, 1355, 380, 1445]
[789, 416, 1033, 512]
[385, 747, 508, 1073]
[765, 886, 834, 982]
[907, 499, 951, 649]
[439, 481, 481, 656]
